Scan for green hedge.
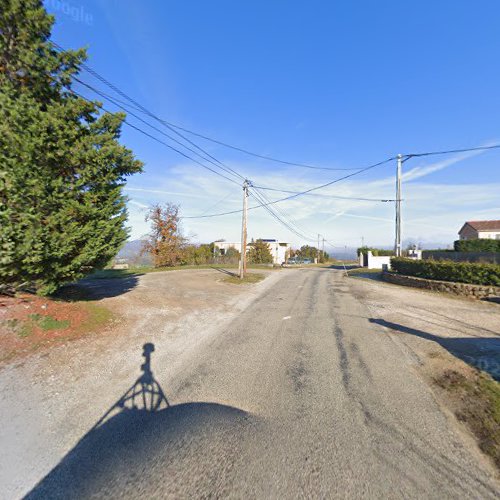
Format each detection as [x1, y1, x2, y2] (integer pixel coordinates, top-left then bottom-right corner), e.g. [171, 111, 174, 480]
[390, 258, 500, 286]
[454, 239, 500, 252]
[357, 246, 394, 257]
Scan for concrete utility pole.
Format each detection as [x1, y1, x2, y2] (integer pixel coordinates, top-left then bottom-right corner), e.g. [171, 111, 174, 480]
[239, 180, 250, 279]
[322, 237, 325, 258]
[317, 234, 320, 263]
[395, 154, 402, 257]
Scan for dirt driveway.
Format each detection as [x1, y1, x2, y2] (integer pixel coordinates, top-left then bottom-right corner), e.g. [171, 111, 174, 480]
[0, 268, 282, 499]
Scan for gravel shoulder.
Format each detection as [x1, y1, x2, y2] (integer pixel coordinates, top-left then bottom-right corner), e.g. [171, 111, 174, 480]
[0, 268, 284, 499]
[348, 271, 500, 471]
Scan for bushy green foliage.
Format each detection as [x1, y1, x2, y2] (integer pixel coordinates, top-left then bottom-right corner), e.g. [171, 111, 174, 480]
[357, 246, 394, 257]
[454, 239, 500, 252]
[222, 246, 240, 260]
[0, 0, 143, 294]
[390, 258, 500, 286]
[248, 239, 273, 264]
[182, 244, 213, 265]
[295, 245, 329, 263]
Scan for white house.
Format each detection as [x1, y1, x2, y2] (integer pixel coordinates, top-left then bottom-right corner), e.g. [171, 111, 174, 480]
[214, 239, 291, 265]
[458, 220, 500, 240]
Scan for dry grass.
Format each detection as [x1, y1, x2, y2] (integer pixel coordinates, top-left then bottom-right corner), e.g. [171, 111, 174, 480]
[223, 273, 265, 285]
[435, 368, 500, 469]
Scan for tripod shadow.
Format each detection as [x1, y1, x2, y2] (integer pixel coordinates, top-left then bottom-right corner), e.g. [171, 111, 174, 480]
[26, 344, 255, 499]
[92, 343, 169, 430]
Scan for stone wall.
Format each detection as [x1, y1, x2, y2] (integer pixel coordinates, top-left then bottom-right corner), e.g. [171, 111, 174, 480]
[382, 272, 500, 299]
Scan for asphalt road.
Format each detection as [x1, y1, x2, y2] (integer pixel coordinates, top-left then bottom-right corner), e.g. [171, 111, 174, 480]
[27, 268, 499, 498]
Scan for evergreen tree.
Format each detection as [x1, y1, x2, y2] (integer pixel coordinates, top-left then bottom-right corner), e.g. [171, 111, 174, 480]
[0, 0, 143, 294]
[248, 239, 273, 264]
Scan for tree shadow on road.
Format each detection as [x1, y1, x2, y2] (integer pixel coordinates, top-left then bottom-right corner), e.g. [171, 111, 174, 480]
[26, 343, 254, 499]
[54, 273, 142, 301]
[369, 318, 500, 381]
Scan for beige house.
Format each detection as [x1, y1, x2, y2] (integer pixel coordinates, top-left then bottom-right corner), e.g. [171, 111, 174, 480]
[458, 220, 500, 240]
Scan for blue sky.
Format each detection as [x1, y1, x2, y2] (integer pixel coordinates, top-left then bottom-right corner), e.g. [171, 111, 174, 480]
[46, 0, 500, 249]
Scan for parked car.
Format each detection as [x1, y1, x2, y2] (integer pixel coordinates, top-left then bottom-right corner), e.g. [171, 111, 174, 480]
[302, 259, 312, 264]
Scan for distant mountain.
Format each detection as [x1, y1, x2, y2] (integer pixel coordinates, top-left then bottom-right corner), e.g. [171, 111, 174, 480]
[117, 239, 152, 266]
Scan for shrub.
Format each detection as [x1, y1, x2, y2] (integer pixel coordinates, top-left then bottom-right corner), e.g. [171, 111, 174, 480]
[357, 247, 394, 257]
[390, 258, 500, 286]
[248, 239, 273, 264]
[454, 239, 500, 252]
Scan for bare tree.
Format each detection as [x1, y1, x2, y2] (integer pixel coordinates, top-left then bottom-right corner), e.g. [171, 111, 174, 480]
[142, 203, 187, 267]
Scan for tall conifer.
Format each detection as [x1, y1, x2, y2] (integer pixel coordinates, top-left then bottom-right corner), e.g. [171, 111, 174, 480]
[0, 0, 143, 294]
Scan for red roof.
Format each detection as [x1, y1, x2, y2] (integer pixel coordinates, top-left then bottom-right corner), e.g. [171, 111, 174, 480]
[463, 220, 500, 231]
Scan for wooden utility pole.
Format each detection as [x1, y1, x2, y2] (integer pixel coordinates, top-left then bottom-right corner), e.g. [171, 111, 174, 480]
[239, 180, 250, 279]
[395, 154, 402, 257]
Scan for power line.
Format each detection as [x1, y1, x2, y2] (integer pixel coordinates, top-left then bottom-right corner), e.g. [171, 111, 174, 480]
[251, 186, 318, 241]
[51, 42, 246, 183]
[249, 188, 317, 242]
[52, 41, 364, 173]
[31, 55, 245, 187]
[250, 188, 313, 241]
[253, 185, 396, 202]
[255, 190, 308, 236]
[198, 190, 235, 216]
[67, 87, 242, 186]
[404, 144, 500, 158]
[183, 156, 396, 219]
[72, 75, 244, 182]
[156, 125, 362, 171]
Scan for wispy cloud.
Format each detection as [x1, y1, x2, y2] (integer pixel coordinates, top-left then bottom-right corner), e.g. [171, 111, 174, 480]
[124, 146, 500, 246]
[128, 200, 149, 209]
[124, 187, 210, 200]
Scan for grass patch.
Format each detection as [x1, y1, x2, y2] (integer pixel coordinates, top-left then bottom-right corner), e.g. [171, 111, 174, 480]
[435, 369, 500, 468]
[79, 302, 114, 333]
[223, 273, 265, 285]
[39, 316, 70, 331]
[3, 318, 33, 338]
[28, 313, 70, 331]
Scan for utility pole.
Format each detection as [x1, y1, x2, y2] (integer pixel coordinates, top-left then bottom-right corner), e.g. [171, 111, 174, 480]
[317, 234, 320, 264]
[322, 237, 325, 259]
[239, 180, 250, 279]
[395, 154, 402, 257]
[361, 235, 364, 248]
